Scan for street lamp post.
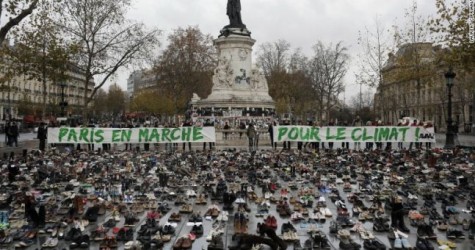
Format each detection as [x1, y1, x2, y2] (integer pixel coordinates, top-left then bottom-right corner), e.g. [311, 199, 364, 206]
[59, 82, 68, 117]
[444, 68, 456, 149]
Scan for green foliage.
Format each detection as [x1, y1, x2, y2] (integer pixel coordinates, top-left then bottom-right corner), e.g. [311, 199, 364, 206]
[130, 90, 175, 116]
[430, 0, 475, 70]
[6, 0, 71, 118]
[106, 84, 126, 116]
[16, 93, 34, 115]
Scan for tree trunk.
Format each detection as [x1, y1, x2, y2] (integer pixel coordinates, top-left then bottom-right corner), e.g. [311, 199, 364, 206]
[42, 40, 47, 120]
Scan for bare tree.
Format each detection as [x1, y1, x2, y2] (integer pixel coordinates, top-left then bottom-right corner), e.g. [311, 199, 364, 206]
[256, 40, 291, 76]
[391, 0, 433, 119]
[356, 16, 392, 88]
[309, 41, 349, 122]
[350, 90, 374, 110]
[0, 0, 39, 44]
[57, 0, 160, 111]
[255, 40, 314, 118]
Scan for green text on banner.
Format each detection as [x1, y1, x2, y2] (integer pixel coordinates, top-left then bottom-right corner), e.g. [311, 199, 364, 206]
[47, 127, 216, 144]
[273, 126, 435, 143]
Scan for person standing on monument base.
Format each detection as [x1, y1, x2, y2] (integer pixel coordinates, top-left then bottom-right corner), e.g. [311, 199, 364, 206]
[246, 122, 257, 152]
[223, 121, 230, 140]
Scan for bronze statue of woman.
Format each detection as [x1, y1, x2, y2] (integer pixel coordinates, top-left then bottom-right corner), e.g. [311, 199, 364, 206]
[227, 0, 246, 28]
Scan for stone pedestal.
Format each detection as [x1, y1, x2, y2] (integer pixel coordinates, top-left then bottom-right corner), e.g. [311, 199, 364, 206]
[192, 28, 275, 118]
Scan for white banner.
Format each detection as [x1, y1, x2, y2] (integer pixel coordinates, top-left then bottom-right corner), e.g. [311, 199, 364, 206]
[273, 126, 435, 143]
[47, 127, 216, 144]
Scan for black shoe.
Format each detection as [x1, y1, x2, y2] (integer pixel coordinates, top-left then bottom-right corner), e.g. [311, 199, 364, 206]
[416, 237, 433, 250]
[398, 226, 410, 233]
[363, 239, 377, 250]
[79, 235, 90, 248]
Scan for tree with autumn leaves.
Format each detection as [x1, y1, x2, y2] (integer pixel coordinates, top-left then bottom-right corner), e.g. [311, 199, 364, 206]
[151, 26, 215, 115]
[430, 0, 475, 127]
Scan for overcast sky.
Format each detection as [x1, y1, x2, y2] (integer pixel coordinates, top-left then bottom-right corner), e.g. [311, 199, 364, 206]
[113, 0, 439, 103]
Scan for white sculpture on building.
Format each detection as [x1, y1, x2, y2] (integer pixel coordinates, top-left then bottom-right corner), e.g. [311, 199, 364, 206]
[250, 69, 268, 91]
[212, 57, 233, 89]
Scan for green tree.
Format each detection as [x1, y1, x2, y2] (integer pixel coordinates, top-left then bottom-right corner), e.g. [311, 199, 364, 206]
[430, 0, 475, 126]
[430, 0, 475, 69]
[91, 88, 107, 118]
[16, 93, 33, 115]
[106, 84, 126, 117]
[155, 26, 215, 114]
[130, 90, 174, 116]
[9, 0, 71, 119]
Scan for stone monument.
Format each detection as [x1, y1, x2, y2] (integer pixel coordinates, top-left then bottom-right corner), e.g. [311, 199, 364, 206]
[191, 0, 275, 119]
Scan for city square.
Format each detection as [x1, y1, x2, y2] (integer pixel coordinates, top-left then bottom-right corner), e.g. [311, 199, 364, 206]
[0, 0, 474, 250]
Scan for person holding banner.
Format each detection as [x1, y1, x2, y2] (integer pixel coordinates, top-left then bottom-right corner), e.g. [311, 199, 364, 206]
[37, 122, 47, 152]
[143, 123, 150, 151]
[424, 122, 433, 149]
[182, 120, 193, 151]
[246, 123, 257, 152]
[282, 120, 291, 150]
[340, 120, 349, 150]
[125, 122, 134, 151]
[409, 120, 418, 150]
[203, 119, 214, 150]
[375, 120, 383, 150]
[365, 120, 374, 150]
[268, 121, 276, 150]
[327, 120, 335, 150]
[352, 116, 363, 150]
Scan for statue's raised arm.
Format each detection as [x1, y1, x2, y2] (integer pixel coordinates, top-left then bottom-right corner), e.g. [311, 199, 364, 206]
[227, 0, 246, 28]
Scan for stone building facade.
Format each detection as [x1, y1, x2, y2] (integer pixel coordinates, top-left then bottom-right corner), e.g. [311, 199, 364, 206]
[374, 43, 473, 132]
[127, 69, 159, 98]
[0, 63, 94, 121]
